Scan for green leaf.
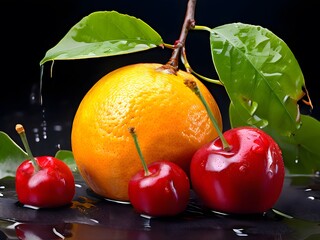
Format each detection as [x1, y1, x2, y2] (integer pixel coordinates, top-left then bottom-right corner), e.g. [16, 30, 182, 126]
[0, 131, 28, 179]
[55, 150, 78, 173]
[210, 23, 305, 137]
[230, 105, 320, 173]
[40, 11, 163, 65]
[276, 115, 320, 174]
[209, 23, 318, 174]
[0, 132, 78, 179]
[285, 115, 320, 174]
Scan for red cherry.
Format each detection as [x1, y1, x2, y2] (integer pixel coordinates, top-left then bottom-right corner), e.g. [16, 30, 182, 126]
[15, 156, 75, 208]
[15, 124, 75, 208]
[128, 161, 190, 217]
[128, 127, 190, 217]
[184, 79, 285, 214]
[190, 126, 285, 214]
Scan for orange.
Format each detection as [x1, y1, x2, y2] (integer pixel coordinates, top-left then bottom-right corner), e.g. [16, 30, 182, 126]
[71, 63, 222, 201]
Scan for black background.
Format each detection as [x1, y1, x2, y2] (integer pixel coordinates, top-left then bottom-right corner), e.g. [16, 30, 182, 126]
[1, 0, 319, 155]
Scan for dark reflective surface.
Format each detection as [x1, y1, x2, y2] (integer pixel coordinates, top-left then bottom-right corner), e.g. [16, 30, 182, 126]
[1, 173, 320, 239]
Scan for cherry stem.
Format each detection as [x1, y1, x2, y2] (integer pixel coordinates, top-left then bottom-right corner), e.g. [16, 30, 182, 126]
[15, 124, 40, 172]
[128, 127, 150, 176]
[163, 0, 197, 72]
[184, 80, 231, 151]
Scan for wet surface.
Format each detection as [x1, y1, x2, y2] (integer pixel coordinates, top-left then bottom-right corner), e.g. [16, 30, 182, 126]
[1, 173, 320, 240]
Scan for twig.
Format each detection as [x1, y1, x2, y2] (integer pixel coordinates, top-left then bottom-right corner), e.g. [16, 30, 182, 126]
[158, 0, 197, 74]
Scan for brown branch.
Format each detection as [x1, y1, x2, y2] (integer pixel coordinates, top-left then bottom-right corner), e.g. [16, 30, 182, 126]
[158, 0, 197, 74]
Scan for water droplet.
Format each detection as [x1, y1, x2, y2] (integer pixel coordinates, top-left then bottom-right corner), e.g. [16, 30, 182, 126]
[233, 228, 248, 237]
[239, 165, 246, 172]
[23, 204, 40, 210]
[267, 170, 274, 178]
[251, 144, 264, 154]
[89, 218, 99, 224]
[56, 143, 61, 150]
[103, 198, 131, 205]
[142, 217, 151, 228]
[283, 95, 289, 103]
[39, 65, 44, 106]
[247, 115, 268, 128]
[53, 124, 63, 132]
[52, 227, 65, 239]
[247, 100, 258, 115]
[33, 127, 40, 142]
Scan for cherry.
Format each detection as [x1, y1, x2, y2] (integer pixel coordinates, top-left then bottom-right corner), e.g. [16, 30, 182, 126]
[128, 127, 190, 217]
[15, 124, 75, 208]
[185, 80, 285, 214]
[190, 126, 285, 214]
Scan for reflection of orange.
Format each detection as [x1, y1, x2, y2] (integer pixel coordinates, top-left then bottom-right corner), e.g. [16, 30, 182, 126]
[71, 63, 222, 201]
[71, 197, 96, 210]
[66, 223, 143, 240]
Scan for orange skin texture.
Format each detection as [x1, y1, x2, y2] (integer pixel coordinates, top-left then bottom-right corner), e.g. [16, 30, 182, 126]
[71, 63, 222, 201]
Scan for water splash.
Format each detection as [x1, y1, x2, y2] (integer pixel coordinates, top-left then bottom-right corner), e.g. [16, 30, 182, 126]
[31, 108, 48, 144]
[39, 65, 44, 106]
[233, 228, 249, 237]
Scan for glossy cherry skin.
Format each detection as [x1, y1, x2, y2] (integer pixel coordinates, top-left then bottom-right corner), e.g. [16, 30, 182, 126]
[190, 126, 285, 214]
[15, 156, 75, 208]
[128, 161, 190, 217]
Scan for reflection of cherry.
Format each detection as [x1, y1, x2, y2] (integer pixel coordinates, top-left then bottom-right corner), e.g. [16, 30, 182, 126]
[15, 124, 75, 208]
[128, 127, 190, 217]
[15, 223, 72, 240]
[185, 80, 285, 214]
